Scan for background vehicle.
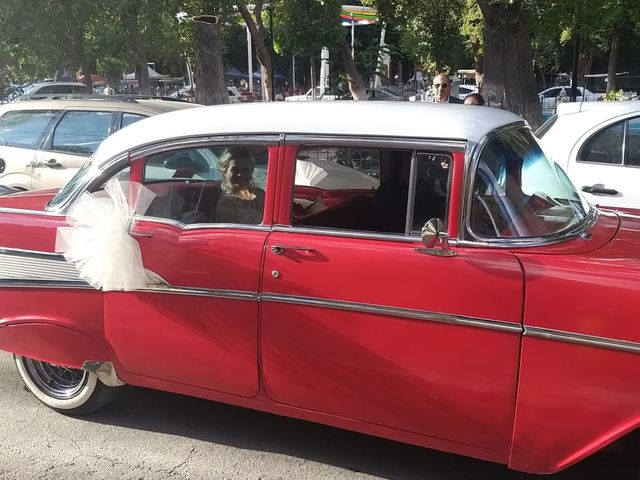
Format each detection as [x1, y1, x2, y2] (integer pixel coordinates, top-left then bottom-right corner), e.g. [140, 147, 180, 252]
[285, 87, 337, 101]
[335, 88, 403, 101]
[536, 100, 640, 211]
[538, 85, 603, 118]
[0, 97, 197, 190]
[169, 85, 243, 103]
[0, 102, 638, 475]
[11, 82, 90, 101]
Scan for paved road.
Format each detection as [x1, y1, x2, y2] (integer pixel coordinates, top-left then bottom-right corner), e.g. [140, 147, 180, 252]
[0, 351, 632, 480]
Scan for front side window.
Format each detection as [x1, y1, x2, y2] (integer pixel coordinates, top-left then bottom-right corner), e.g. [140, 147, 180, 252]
[0, 110, 57, 148]
[141, 145, 268, 225]
[470, 128, 589, 239]
[291, 145, 450, 235]
[578, 121, 623, 165]
[51, 111, 112, 155]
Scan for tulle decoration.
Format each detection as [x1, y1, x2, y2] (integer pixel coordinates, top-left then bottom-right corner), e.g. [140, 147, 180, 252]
[55, 180, 157, 291]
[295, 159, 328, 186]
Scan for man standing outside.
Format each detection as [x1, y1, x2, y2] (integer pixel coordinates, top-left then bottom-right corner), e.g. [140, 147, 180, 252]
[430, 73, 463, 103]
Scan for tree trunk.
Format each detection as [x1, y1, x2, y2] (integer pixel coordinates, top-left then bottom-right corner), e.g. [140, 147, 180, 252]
[339, 40, 367, 100]
[477, 1, 543, 129]
[192, 17, 229, 105]
[309, 53, 317, 100]
[237, 3, 273, 101]
[60, 0, 93, 90]
[607, 28, 622, 93]
[124, 2, 149, 95]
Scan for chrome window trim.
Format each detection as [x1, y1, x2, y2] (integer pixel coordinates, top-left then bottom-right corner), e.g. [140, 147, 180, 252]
[273, 225, 421, 243]
[46, 134, 282, 214]
[141, 285, 257, 301]
[261, 293, 522, 334]
[460, 123, 597, 248]
[284, 134, 466, 152]
[525, 326, 640, 355]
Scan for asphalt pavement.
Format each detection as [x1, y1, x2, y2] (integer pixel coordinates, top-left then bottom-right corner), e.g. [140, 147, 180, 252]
[0, 351, 632, 480]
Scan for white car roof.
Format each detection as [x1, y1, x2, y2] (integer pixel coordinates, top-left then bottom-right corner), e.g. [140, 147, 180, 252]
[93, 102, 524, 166]
[555, 100, 640, 116]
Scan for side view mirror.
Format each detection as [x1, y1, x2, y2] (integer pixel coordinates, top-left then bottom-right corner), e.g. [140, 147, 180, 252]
[421, 218, 444, 248]
[417, 218, 457, 257]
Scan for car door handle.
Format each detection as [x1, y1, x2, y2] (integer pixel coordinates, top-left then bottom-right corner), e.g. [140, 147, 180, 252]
[270, 245, 314, 255]
[39, 159, 63, 168]
[581, 185, 619, 195]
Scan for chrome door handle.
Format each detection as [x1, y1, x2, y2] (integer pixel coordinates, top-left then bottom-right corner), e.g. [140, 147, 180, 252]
[129, 230, 153, 238]
[581, 185, 619, 196]
[270, 245, 314, 255]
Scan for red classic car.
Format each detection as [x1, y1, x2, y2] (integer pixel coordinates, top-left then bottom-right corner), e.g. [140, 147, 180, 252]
[0, 102, 638, 474]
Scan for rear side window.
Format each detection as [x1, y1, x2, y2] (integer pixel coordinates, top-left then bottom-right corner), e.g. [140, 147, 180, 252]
[578, 121, 623, 165]
[51, 111, 112, 155]
[0, 110, 57, 148]
[291, 145, 451, 235]
[120, 113, 146, 129]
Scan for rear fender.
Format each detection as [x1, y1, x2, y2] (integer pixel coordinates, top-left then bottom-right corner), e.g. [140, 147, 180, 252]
[0, 319, 110, 369]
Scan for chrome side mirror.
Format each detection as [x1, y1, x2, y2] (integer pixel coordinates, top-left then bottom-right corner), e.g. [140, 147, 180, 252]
[421, 218, 444, 248]
[417, 218, 457, 257]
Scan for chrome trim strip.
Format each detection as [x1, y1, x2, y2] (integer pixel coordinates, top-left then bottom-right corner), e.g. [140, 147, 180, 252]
[0, 247, 66, 260]
[284, 134, 467, 151]
[261, 293, 522, 333]
[525, 326, 640, 354]
[272, 225, 420, 243]
[0, 206, 63, 216]
[134, 215, 272, 232]
[0, 280, 90, 289]
[140, 284, 257, 301]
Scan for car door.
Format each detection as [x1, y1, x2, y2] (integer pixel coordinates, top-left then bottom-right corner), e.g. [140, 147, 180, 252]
[32, 109, 114, 189]
[0, 109, 60, 190]
[567, 115, 640, 209]
[260, 139, 524, 458]
[101, 138, 277, 397]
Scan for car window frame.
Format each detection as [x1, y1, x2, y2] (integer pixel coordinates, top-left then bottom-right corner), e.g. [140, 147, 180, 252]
[281, 134, 465, 241]
[47, 109, 115, 156]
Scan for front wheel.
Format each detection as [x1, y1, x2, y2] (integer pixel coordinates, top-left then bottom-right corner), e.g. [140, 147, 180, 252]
[14, 355, 121, 415]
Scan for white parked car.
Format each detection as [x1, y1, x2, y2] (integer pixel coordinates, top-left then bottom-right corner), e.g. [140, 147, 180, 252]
[0, 98, 197, 191]
[169, 85, 242, 103]
[538, 86, 603, 117]
[536, 100, 640, 211]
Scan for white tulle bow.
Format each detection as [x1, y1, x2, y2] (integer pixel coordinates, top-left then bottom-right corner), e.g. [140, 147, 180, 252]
[56, 179, 156, 291]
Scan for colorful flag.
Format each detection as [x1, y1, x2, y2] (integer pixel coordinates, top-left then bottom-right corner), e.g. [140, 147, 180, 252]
[340, 5, 378, 26]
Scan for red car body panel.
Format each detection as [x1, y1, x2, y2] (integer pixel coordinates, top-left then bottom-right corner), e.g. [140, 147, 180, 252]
[1, 134, 639, 476]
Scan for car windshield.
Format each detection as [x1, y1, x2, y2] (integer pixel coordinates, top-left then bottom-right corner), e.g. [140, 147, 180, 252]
[48, 157, 97, 208]
[469, 127, 590, 239]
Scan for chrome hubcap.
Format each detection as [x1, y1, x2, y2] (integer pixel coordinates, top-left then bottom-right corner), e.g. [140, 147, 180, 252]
[24, 358, 87, 399]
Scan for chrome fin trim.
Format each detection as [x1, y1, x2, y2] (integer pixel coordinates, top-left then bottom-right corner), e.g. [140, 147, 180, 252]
[261, 293, 521, 333]
[0, 250, 83, 283]
[525, 326, 640, 354]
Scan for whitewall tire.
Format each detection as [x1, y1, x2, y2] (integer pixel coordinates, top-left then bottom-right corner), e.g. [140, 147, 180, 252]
[14, 355, 121, 415]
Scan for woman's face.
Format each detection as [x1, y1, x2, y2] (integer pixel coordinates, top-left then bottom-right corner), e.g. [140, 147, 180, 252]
[224, 158, 253, 191]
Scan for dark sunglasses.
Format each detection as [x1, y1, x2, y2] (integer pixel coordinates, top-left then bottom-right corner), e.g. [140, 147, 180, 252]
[434, 83, 449, 89]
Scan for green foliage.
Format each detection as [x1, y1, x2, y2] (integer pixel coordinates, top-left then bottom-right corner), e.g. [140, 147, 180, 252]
[603, 88, 626, 101]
